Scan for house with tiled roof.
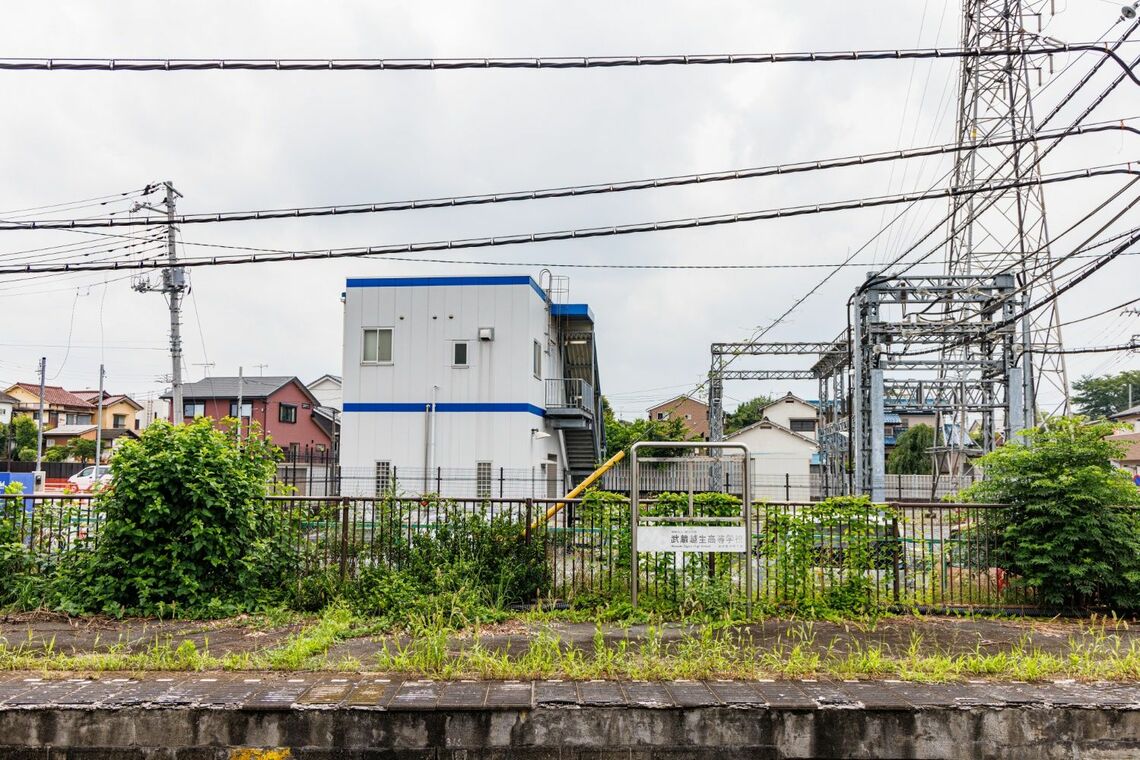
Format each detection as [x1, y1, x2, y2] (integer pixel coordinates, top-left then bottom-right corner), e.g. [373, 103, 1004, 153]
[4, 383, 94, 430]
[161, 376, 333, 456]
[71, 390, 144, 432]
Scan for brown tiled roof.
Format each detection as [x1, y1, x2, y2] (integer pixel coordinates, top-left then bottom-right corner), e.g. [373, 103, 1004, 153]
[1108, 432, 1140, 464]
[8, 383, 94, 408]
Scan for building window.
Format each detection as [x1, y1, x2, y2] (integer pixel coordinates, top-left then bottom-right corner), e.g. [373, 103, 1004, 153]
[453, 341, 469, 367]
[184, 402, 205, 419]
[476, 461, 493, 499]
[66, 413, 93, 425]
[374, 461, 392, 496]
[533, 340, 542, 379]
[279, 403, 297, 424]
[790, 419, 816, 434]
[362, 327, 393, 364]
[657, 412, 667, 420]
[112, 414, 127, 429]
[229, 402, 252, 418]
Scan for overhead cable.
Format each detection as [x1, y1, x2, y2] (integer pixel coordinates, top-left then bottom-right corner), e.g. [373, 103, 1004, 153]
[3, 122, 1138, 231]
[1, 164, 1136, 275]
[1, 44, 1137, 80]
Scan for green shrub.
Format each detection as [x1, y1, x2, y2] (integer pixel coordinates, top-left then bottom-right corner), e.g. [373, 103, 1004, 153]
[339, 500, 548, 628]
[960, 416, 1140, 611]
[60, 418, 297, 616]
[758, 495, 894, 614]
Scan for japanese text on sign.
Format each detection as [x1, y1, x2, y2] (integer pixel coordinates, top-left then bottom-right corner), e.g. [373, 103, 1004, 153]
[638, 526, 746, 553]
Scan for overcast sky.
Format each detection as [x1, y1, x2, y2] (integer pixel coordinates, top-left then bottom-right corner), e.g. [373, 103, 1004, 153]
[0, 0, 1137, 418]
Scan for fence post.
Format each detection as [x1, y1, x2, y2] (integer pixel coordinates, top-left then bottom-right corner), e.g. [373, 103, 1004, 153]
[339, 498, 350, 585]
[524, 498, 533, 545]
[500, 467, 504, 499]
[891, 514, 901, 605]
[784, 473, 790, 502]
[436, 467, 442, 495]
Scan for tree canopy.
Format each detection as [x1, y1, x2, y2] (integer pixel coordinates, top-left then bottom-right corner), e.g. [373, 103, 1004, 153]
[603, 397, 691, 459]
[724, 395, 774, 435]
[961, 416, 1140, 610]
[1073, 370, 1140, 419]
[885, 424, 934, 475]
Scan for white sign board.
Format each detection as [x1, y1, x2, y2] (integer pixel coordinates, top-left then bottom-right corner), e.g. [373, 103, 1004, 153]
[638, 525, 747, 553]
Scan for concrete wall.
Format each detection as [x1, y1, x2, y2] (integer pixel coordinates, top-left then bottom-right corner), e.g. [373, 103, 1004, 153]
[4, 703, 1140, 759]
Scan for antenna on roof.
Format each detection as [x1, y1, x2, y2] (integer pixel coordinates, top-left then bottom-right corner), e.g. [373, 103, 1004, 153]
[252, 363, 269, 376]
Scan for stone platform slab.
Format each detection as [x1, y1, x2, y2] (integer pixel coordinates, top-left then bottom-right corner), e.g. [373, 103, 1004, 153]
[2, 672, 1139, 759]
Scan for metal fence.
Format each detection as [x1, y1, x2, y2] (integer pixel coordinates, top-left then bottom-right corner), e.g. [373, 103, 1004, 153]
[2, 492, 1034, 612]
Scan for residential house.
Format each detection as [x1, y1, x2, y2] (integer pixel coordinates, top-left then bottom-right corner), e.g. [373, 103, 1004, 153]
[1110, 404, 1140, 432]
[0, 392, 15, 426]
[752, 393, 819, 438]
[308, 374, 343, 411]
[4, 383, 94, 429]
[136, 397, 170, 431]
[725, 418, 818, 501]
[42, 424, 139, 461]
[647, 395, 709, 440]
[71, 391, 144, 432]
[162, 376, 333, 456]
[340, 274, 604, 498]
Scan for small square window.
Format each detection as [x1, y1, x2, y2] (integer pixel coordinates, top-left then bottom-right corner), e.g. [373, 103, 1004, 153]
[453, 341, 469, 367]
[184, 402, 205, 419]
[362, 327, 393, 364]
[229, 401, 252, 418]
[279, 403, 297, 424]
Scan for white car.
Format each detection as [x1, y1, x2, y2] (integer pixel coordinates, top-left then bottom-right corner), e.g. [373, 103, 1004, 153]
[68, 465, 112, 491]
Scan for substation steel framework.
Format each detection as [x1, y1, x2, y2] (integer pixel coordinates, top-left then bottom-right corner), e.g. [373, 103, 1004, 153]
[834, 273, 1025, 501]
[946, 0, 1068, 419]
[707, 275, 1025, 500]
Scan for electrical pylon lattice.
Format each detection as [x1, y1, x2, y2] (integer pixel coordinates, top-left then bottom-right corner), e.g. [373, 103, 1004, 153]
[946, 0, 1069, 420]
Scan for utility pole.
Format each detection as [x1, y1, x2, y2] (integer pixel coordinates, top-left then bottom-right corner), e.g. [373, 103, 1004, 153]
[35, 357, 45, 484]
[94, 364, 105, 468]
[133, 181, 186, 422]
[236, 366, 244, 440]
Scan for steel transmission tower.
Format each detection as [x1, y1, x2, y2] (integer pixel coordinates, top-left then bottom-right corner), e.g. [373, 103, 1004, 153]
[946, 0, 1069, 425]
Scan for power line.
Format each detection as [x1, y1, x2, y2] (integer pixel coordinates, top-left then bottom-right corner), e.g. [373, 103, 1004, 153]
[1040, 340, 1139, 355]
[1, 43, 1137, 79]
[0, 163, 1132, 275]
[3, 122, 1138, 231]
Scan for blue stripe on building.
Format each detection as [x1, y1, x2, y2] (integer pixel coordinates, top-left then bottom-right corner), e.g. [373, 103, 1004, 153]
[344, 402, 546, 417]
[345, 275, 547, 302]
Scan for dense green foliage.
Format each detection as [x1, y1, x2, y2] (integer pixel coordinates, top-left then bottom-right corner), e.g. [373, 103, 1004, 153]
[2, 416, 39, 460]
[61, 418, 295, 616]
[724, 395, 774, 435]
[336, 502, 549, 627]
[602, 397, 691, 459]
[961, 416, 1140, 610]
[758, 496, 893, 614]
[886, 424, 935, 475]
[1073, 370, 1140, 419]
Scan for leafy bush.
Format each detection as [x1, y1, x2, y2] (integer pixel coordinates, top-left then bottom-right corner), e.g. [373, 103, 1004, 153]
[60, 418, 297, 616]
[960, 416, 1140, 611]
[758, 496, 895, 614]
[340, 500, 549, 627]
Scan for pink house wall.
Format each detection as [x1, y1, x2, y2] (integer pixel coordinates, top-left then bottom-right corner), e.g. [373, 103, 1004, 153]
[173, 379, 332, 451]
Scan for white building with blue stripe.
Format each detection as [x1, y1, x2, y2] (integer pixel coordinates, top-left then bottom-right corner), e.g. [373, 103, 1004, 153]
[340, 274, 604, 497]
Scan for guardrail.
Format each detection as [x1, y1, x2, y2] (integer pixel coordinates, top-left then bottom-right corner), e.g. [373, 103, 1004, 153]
[544, 378, 595, 414]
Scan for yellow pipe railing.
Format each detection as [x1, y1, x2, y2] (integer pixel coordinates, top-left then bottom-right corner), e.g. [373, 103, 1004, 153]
[527, 449, 625, 531]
